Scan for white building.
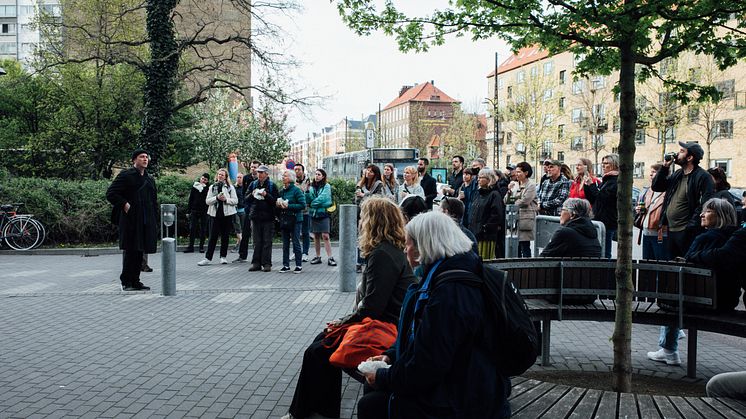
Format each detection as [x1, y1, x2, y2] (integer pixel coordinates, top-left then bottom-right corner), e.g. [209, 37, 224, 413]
[0, 1, 60, 64]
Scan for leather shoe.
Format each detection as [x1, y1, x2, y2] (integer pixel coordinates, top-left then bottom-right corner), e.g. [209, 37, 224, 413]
[123, 286, 138, 291]
[262, 265, 272, 272]
[141, 265, 153, 272]
[134, 282, 151, 291]
[248, 264, 261, 272]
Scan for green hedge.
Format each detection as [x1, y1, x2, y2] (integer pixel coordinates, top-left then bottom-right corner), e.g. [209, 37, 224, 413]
[0, 170, 357, 246]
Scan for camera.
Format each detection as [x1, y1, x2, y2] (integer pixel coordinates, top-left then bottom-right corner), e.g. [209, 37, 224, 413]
[664, 152, 677, 162]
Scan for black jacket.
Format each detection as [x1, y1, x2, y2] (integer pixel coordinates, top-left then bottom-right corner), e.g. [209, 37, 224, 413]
[651, 165, 714, 230]
[468, 186, 505, 243]
[106, 168, 158, 253]
[584, 173, 618, 229]
[447, 169, 463, 196]
[540, 217, 601, 257]
[377, 252, 509, 418]
[685, 226, 742, 311]
[246, 178, 278, 222]
[187, 181, 208, 214]
[420, 172, 437, 210]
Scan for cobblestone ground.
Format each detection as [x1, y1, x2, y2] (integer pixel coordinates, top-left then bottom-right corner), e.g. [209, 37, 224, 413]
[1, 249, 744, 418]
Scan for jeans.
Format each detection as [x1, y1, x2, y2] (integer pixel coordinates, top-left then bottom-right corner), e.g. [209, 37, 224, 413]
[658, 325, 679, 351]
[642, 234, 670, 260]
[282, 222, 302, 268]
[301, 213, 310, 255]
[604, 228, 616, 259]
[707, 371, 746, 398]
[238, 212, 252, 259]
[251, 220, 274, 267]
[518, 241, 531, 258]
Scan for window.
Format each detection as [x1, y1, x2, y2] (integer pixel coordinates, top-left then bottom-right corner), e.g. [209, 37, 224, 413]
[688, 106, 700, 123]
[635, 129, 646, 144]
[557, 151, 565, 163]
[657, 126, 676, 144]
[0, 5, 17, 17]
[716, 79, 735, 99]
[506, 132, 512, 144]
[530, 66, 538, 78]
[507, 86, 513, 99]
[571, 108, 583, 123]
[574, 54, 585, 67]
[712, 159, 731, 176]
[517, 71, 525, 83]
[515, 142, 526, 153]
[558, 97, 565, 111]
[634, 162, 646, 179]
[1, 23, 17, 34]
[543, 89, 553, 101]
[613, 117, 620, 133]
[688, 67, 701, 83]
[544, 61, 554, 75]
[590, 76, 605, 90]
[559, 70, 566, 85]
[516, 121, 525, 131]
[498, 79, 504, 89]
[571, 136, 584, 151]
[593, 103, 605, 119]
[0, 42, 17, 54]
[592, 134, 604, 148]
[543, 114, 554, 126]
[542, 140, 553, 159]
[735, 91, 746, 109]
[714, 119, 733, 139]
[572, 79, 585, 94]
[660, 58, 677, 76]
[557, 124, 565, 139]
[20, 5, 34, 15]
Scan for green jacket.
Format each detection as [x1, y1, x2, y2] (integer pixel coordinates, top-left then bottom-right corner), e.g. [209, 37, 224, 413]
[279, 183, 306, 222]
[306, 183, 333, 218]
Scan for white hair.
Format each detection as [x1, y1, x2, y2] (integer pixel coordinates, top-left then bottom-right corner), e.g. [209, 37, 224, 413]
[405, 211, 474, 265]
[283, 169, 297, 182]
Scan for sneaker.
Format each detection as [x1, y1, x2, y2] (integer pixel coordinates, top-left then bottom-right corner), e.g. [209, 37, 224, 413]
[327, 257, 337, 266]
[220, 257, 228, 265]
[197, 259, 211, 266]
[678, 330, 686, 340]
[293, 266, 303, 274]
[310, 256, 322, 265]
[248, 264, 261, 272]
[232, 258, 247, 264]
[647, 348, 681, 365]
[262, 265, 272, 272]
[280, 414, 294, 419]
[199, 247, 205, 253]
[123, 286, 139, 291]
[279, 266, 291, 273]
[302, 254, 309, 262]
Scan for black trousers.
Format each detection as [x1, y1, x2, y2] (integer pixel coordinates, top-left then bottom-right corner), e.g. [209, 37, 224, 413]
[289, 332, 343, 419]
[205, 215, 231, 260]
[238, 212, 252, 259]
[187, 211, 208, 250]
[357, 390, 426, 419]
[250, 220, 274, 267]
[120, 250, 143, 287]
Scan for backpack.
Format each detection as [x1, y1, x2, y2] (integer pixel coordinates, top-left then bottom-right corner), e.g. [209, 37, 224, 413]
[436, 265, 539, 377]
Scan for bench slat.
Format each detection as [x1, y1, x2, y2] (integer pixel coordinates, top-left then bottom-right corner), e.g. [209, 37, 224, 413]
[511, 384, 571, 418]
[703, 397, 746, 418]
[652, 395, 683, 419]
[568, 388, 602, 419]
[509, 378, 545, 401]
[668, 396, 704, 418]
[636, 394, 663, 418]
[684, 396, 729, 418]
[594, 391, 619, 419]
[510, 382, 557, 413]
[619, 392, 640, 419]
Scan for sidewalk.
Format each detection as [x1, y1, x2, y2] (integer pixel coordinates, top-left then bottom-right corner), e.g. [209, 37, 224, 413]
[1, 249, 744, 418]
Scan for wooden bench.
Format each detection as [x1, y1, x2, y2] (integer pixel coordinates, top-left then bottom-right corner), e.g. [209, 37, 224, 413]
[509, 376, 746, 418]
[487, 258, 746, 378]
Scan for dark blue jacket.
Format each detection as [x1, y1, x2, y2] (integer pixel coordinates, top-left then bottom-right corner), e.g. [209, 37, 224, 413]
[687, 226, 746, 308]
[685, 226, 740, 311]
[376, 252, 509, 418]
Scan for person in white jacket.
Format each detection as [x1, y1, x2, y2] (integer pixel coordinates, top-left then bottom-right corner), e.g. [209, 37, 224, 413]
[198, 168, 238, 266]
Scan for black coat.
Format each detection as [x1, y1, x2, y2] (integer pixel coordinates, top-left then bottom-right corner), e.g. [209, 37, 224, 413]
[106, 167, 158, 253]
[687, 226, 746, 307]
[447, 169, 463, 196]
[420, 172, 437, 210]
[377, 252, 509, 418]
[685, 226, 740, 311]
[468, 186, 505, 243]
[246, 178, 278, 222]
[584, 173, 618, 229]
[187, 182, 208, 214]
[540, 217, 601, 257]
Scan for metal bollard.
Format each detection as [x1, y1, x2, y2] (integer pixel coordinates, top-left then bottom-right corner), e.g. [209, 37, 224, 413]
[161, 237, 177, 296]
[505, 203, 519, 258]
[339, 204, 357, 292]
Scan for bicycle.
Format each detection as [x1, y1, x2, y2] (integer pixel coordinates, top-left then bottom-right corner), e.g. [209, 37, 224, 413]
[0, 203, 46, 250]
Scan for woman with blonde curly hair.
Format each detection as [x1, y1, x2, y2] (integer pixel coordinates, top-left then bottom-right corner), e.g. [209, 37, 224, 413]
[284, 196, 416, 419]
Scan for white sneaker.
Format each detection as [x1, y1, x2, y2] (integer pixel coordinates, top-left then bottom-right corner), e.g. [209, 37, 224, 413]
[647, 348, 681, 365]
[220, 257, 228, 264]
[280, 414, 294, 419]
[678, 330, 686, 340]
[302, 254, 309, 262]
[197, 259, 211, 266]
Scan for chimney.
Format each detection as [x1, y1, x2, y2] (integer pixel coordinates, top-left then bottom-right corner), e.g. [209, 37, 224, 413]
[431, 80, 434, 86]
[399, 85, 412, 97]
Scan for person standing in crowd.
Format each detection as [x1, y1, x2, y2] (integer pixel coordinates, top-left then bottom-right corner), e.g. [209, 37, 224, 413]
[294, 164, 311, 262]
[277, 170, 305, 273]
[505, 164, 517, 182]
[708, 167, 738, 209]
[471, 158, 486, 171]
[637, 163, 669, 260]
[570, 158, 600, 200]
[355, 164, 384, 205]
[648, 198, 739, 366]
[537, 159, 570, 216]
[399, 195, 427, 223]
[458, 167, 479, 228]
[505, 162, 538, 258]
[184, 172, 210, 253]
[282, 197, 415, 419]
[106, 149, 158, 291]
[231, 172, 247, 253]
[307, 169, 336, 266]
[381, 163, 399, 203]
[468, 168, 506, 260]
[197, 169, 238, 266]
[399, 165, 424, 204]
[442, 155, 464, 197]
[234, 160, 261, 263]
[246, 165, 278, 272]
[439, 197, 478, 253]
[417, 157, 437, 210]
[560, 164, 573, 182]
[652, 141, 714, 258]
[584, 154, 619, 259]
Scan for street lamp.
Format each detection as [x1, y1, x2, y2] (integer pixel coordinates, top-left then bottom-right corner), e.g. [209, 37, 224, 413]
[160, 204, 177, 296]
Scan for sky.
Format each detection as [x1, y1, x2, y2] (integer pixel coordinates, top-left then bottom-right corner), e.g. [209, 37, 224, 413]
[270, 1, 512, 143]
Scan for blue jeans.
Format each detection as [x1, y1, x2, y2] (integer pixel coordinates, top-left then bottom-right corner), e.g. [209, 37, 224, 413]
[518, 241, 531, 258]
[642, 234, 670, 260]
[282, 222, 302, 268]
[659, 326, 679, 351]
[301, 213, 310, 255]
[604, 228, 616, 259]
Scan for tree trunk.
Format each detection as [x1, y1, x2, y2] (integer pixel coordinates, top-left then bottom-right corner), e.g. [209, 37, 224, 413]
[139, 0, 179, 173]
[612, 38, 637, 393]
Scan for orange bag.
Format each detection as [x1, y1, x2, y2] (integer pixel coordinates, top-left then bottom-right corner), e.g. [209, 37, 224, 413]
[324, 317, 397, 368]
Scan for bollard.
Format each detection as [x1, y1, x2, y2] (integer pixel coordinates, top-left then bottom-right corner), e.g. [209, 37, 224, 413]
[339, 204, 357, 292]
[505, 203, 519, 258]
[161, 237, 177, 296]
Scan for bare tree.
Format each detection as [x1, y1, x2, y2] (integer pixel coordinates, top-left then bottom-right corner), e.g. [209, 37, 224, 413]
[570, 75, 615, 167]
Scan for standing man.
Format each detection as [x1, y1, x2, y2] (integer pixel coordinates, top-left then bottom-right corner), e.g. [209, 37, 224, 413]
[246, 165, 278, 272]
[184, 172, 210, 253]
[651, 141, 714, 258]
[471, 158, 486, 171]
[232, 172, 247, 253]
[294, 163, 311, 261]
[106, 149, 158, 291]
[417, 157, 437, 210]
[537, 159, 570, 216]
[234, 160, 261, 263]
[442, 155, 464, 197]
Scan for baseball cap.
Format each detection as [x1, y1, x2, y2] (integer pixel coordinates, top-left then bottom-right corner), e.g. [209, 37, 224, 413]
[256, 165, 270, 172]
[678, 141, 704, 160]
[544, 159, 561, 166]
[506, 164, 516, 171]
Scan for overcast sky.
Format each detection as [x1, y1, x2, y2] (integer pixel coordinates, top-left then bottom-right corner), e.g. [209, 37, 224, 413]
[271, 1, 511, 143]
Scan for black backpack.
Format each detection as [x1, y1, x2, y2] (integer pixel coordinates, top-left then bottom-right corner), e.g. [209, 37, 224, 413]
[437, 265, 539, 377]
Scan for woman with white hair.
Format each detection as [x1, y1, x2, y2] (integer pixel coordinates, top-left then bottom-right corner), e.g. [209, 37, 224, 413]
[468, 168, 506, 259]
[277, 169, 306, 273]
[357, 211, 510, 419]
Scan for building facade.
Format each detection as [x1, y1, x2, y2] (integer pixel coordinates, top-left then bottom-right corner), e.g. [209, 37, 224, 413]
[290, 115, 376, 170]
[0, 1, 60, 63]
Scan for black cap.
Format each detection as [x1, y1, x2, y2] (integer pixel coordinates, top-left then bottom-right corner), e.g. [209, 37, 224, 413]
[678, 141, 704, 160]
[131, 148, 149, 160]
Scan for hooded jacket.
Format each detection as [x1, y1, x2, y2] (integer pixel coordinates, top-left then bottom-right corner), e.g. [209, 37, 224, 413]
[540, 217, 602, 257]
[187, 181, 209, 214]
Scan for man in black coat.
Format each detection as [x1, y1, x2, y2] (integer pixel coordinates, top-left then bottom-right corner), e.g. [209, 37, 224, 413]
[106, 149, 158, 291]
[417, 157, 437, 210]
[184, 172, 209, 253]
[234, 160, 261, 263]
[245, 165, 278, 272]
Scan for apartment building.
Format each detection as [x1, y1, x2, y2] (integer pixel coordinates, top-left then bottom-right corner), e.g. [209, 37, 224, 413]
[0, 1, 60, 63]
[290, 115, 377, 169]
[488, 46, 746, 187]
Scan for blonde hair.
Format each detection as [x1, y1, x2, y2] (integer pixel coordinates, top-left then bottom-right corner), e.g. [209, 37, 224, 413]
[214, 168, 233, 187]
[403, 165, 419, 185]
[359, 197, 406, 257]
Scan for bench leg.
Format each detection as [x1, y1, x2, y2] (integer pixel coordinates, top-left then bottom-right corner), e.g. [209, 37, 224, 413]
[541, 316, 551, 367]
[687, 328, 697, 379]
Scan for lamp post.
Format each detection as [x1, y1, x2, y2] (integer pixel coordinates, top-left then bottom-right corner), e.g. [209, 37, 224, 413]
[160, 204, 177, 296]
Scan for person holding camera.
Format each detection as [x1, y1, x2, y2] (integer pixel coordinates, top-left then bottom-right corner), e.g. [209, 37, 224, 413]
[198, 168, 238, 266]
[569, 158, 600, 200]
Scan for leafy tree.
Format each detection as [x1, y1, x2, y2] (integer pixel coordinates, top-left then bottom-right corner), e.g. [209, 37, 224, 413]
[439, 105, 486, 162]
[241, 89, 293, 165]
[336, 0, 746, 392]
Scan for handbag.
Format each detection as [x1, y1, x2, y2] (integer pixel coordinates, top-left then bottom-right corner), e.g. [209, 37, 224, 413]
[326, 202, 337, 213]
[323, 317, 397, 368]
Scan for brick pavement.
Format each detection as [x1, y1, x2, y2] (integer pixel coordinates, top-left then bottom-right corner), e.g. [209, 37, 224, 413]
[1, 249, 745, 418]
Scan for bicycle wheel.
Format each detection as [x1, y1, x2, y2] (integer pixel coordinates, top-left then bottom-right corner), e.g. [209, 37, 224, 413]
[11, 215, 46, 248]
[3, 217, 41, 250]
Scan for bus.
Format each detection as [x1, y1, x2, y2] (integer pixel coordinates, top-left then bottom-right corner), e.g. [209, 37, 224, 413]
[322, 148, 419, 181]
